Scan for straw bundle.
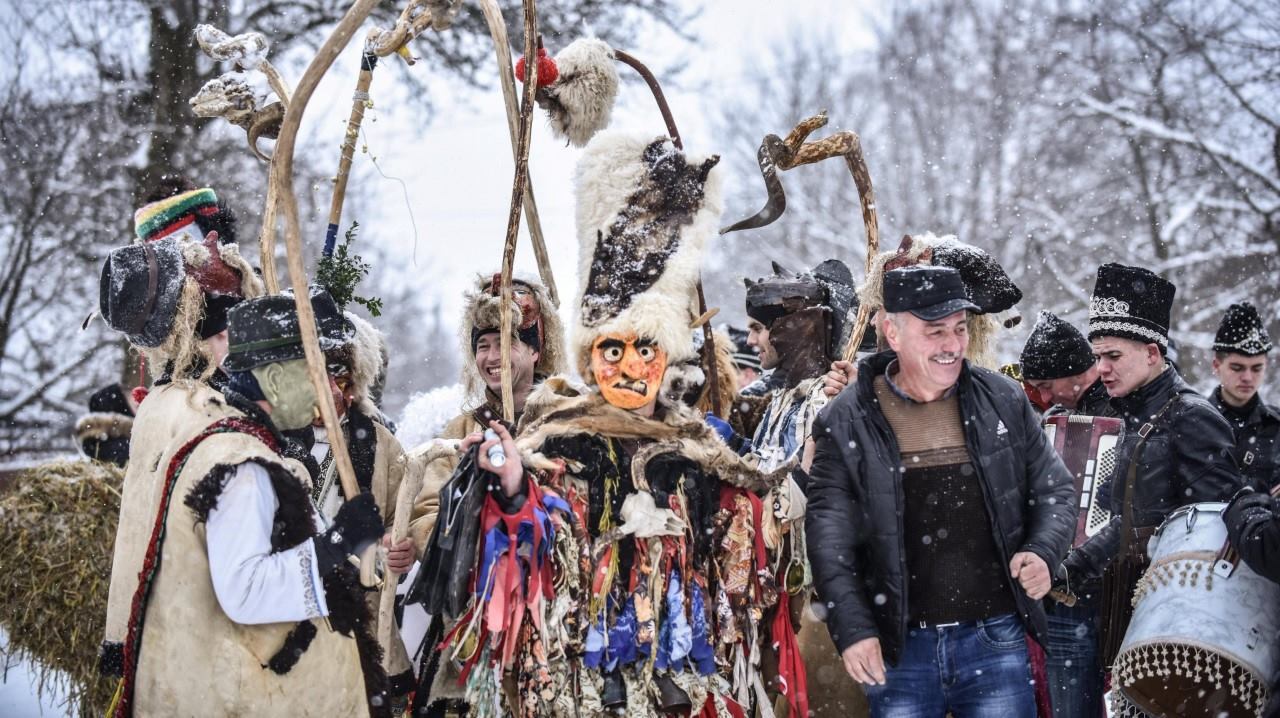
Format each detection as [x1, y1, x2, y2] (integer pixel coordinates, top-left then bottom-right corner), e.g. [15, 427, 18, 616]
[0, 459, 123, 716]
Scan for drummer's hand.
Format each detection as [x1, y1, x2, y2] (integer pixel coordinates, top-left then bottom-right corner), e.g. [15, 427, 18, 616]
[841, 637, 886, 686]
[1010, 552, 1051, 600]
[822, 360, 856, 398]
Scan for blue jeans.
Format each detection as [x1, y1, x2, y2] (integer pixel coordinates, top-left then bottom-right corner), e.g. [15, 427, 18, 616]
[1043, 601, 1103, 718]
[864, 614, 1035, 718]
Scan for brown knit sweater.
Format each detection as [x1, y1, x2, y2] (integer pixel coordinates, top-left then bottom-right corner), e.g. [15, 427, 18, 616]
[874, 375, 1017, 624]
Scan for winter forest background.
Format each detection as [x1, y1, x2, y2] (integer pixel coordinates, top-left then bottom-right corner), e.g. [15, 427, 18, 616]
[2, 0, 1279, 462]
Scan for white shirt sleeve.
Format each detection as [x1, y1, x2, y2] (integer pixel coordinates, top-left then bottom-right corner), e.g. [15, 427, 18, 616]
[206, 461, 329, 624]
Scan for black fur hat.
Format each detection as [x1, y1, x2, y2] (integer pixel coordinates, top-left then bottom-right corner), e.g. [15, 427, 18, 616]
[1214, 302, 1272, 356]
[1020, 312, 1094, 380]
[1087, 263, 1175, 350]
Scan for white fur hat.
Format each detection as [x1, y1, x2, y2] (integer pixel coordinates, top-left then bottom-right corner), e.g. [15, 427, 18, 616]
[572, 132, 723, 380]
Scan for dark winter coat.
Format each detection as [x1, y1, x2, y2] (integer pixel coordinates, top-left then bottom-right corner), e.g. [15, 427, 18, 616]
[1224, 489, 1280, 718]
[1210, 387, 1280, 493]
[1066, 367, 1243, 579]
[805, 351, 1077, 664]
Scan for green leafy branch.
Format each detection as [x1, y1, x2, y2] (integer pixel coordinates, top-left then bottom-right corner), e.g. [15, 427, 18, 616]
[316, 221, 383, 317]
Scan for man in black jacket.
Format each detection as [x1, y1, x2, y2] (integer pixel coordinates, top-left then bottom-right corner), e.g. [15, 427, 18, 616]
[806, 265, 1076, 717]
[1209, 302, 1280, 492]
[1063, 263, 1243, 667]
[1019, 310, 1114, 717]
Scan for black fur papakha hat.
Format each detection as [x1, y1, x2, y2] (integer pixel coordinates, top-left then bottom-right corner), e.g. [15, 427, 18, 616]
[1214, 302, 1272, 356]
[223, 290, 350, 373]
[1020, 311, 1094, 380]
[1087, 263, 1175, 350]
[99, 237, 187, 348]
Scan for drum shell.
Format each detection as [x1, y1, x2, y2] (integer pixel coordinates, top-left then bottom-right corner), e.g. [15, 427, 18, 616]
[1115, 502, 1280, 717]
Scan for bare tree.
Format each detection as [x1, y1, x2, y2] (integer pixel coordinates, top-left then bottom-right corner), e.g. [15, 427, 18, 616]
[0, 0, 689, 460]
[708, 0, 1280, 392]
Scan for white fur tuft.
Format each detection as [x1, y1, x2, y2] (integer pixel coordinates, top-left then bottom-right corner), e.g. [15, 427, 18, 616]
[546, 38, 619, 147]
[571, 133, 723, 378]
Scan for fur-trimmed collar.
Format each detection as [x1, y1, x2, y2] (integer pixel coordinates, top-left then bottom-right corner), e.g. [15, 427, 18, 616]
[516, 376, 788, 492]
[75, 412, 134, 442]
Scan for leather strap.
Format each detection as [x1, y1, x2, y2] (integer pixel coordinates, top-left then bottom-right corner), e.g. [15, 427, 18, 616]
[1115, 395, 1180, 566]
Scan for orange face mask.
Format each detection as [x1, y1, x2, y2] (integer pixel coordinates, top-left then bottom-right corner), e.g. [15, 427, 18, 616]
[591, 333, 667, 410]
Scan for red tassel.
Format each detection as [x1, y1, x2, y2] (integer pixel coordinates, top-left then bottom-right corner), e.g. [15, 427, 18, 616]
[515, 48, 558, 87]
[131, 386, 150, 407]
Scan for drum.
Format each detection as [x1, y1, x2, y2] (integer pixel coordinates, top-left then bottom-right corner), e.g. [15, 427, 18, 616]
[1042, 414, 1121, 547]
[1112, 502, 1280, 717]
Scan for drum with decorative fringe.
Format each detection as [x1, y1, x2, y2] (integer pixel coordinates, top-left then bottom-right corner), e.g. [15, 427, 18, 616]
[1111, 502, 1280, 717]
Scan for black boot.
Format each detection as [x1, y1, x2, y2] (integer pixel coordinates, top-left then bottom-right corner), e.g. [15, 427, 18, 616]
[601, 669, 627, 712]
[654, 674, 692, 714]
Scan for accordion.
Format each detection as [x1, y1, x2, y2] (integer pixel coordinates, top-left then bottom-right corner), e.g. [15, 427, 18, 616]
[1042, 414, 1122, 547]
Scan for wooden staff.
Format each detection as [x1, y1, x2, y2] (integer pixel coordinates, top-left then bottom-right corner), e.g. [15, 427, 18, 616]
[613, 49, 723, 417]
[272, 0, 383, 528]
[324, 52, 377, 257]
[720, 111, 881, 363]
[478, 0, 558, 307]
[497, 0, 540, 424]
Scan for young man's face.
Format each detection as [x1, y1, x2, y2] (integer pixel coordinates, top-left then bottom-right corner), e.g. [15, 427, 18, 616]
[1091, 336, 1162, 397]
[746, 318, 778, 370]
[474, 333, 539, 395]
[1026, 366, 1097, 410]
[883, 310, 968, 393]
[1214, 353, 1267, 407]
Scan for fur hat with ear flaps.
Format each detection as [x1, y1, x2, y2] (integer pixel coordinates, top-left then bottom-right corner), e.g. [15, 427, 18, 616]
[458, 273, 566, 402]
[572, 132, 723, 383]
[859, 232, 1021, 370]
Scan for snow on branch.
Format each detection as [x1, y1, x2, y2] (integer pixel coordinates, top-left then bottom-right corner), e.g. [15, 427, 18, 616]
[1076, 95, 1280, 196]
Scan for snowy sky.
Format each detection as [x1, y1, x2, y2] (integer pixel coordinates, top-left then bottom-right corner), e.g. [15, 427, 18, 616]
[275, 0, 880, 397]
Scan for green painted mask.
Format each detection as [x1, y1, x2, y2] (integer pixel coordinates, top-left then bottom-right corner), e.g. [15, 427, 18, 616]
[252, 359, 318, 431]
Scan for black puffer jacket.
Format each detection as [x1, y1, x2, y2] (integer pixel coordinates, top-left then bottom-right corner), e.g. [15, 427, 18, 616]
[1066, 367, 1242, 579]
[805, 351, 1076, 664]
[1210, 387, 1280, 493]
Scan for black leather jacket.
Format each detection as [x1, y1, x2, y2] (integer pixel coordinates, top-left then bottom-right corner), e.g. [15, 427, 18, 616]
[1210, 387, 1280, 493]
[1065, 367, 1242, 579]
[805, 351, 1076, 664]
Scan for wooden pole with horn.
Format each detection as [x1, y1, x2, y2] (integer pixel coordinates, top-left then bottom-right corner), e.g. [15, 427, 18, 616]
[720, 111, 881, 363]
[497, 0, 540, 424]
[479, 0, 558, 307]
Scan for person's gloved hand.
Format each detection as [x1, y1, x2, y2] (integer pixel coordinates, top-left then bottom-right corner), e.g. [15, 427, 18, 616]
[313, 493, 383, 576]
[1224, 486, 1273, 532]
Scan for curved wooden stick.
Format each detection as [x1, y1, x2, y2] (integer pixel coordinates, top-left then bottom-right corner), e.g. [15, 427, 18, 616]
[478, 0, 558, 306]
[376, 454, 426, 657]
[720, 112, 881, 361]
[273, 0, 383, 511]
[497, 0, 539, 424]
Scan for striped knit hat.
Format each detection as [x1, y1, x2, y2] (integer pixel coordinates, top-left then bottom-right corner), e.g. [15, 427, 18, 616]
[133, 188, 219, 244]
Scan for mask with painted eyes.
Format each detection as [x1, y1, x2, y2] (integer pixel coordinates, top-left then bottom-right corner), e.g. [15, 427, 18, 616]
[591, 333, 668, 410]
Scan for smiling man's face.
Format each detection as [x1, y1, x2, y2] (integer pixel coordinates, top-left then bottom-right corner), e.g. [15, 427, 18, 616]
[883, 310, 968, 396]
[591, 332, 667, 411]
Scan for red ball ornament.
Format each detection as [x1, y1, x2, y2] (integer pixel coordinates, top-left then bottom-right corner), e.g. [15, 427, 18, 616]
[515, 47, 558, 87]
[131, 385, 150, 407]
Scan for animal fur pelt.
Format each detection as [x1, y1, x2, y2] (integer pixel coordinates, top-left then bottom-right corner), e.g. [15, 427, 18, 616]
[537, 38, 619, 147]
[660, 330, 738, 416]
[457, 273, 566, 405]
[516, 377, 787, 494]
[859, 232, 1004, 369]
[573, 133, 723, 377]
[343, 311, 389, 417]
[75, 413, 134, 443]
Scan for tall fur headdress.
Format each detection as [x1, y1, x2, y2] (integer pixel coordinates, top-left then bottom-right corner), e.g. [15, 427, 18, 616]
[458, 273, 566, 401]
[572, 133, 723, 381]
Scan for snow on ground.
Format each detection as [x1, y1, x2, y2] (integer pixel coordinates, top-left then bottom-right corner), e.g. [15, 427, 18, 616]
[0, 627, 69, 717]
